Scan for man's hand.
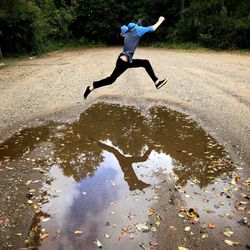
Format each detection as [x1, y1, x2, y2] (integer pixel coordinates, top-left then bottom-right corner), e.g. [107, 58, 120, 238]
[152, 16, 166, 31]
[158, 16, 165, 23]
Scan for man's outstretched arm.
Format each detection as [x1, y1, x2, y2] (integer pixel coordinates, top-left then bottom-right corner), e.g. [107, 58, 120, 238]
[136, 16, 165, 37]
[152, 16, 165, 31]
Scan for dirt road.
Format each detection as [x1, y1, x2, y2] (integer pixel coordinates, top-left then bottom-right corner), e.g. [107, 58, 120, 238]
[0, 47, 249, 249]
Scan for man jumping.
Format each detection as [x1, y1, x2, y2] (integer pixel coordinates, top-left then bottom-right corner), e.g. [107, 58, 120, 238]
[84, 16, 168, 99]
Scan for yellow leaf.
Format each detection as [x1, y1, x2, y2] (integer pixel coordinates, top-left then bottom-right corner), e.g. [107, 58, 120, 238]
[187, 209, 199, 219]
[147, 209, 155, 216]
[74, 230, 83, 235]
[223, 230, 233, 237]
[40, 232, 48, 240]
[201, 234, 209, 238]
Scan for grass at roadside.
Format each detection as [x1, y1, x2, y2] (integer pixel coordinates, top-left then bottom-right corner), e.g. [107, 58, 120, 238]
[151, 42, 250, 54]
[153, 42, 205, 50]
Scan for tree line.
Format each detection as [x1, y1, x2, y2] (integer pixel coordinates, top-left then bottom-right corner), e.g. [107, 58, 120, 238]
[0, 0, 249, 56]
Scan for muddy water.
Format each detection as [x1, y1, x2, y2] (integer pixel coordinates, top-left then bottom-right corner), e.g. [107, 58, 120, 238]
[0, 103, 236, 249]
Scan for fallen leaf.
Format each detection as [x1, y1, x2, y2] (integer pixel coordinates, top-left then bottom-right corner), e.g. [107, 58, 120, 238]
[153, 196, 160, 200]
[40, 232, 49, 240]
[201, 234, 209, 238]
[239, 201, 248, 205]
[156, 215, 162, 220]
[231, 180, 236, 185]
[185, 226, 191, 231]
[149, 241, 158, 247]
[74, 230, 83, 235]
[203, 208, 215, 214]
[223, 230, 233, 237]
[208, 223, 216, 229]
[95, 239, 102, 248]
[119, 228, 126, 240]
[41, 217, 50, 222]
[187, 208, 199, 218]
[224, 240, 240, 246]
[33, 204, 39, 210]
[178, 213, 185, 218]
[136, 223, 149, 232]
[178, 247, 189, 250]
[235, 205, 246, 211]
[26, 180, 32, 185]
[147, 209, 155, 216]
[155, 221, 160, 227]
[139, 243, 147, 249]
[235, 176, 241, 182]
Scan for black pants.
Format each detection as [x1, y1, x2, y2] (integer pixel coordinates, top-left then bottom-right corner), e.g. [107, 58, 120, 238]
[93, 55, 158, 89]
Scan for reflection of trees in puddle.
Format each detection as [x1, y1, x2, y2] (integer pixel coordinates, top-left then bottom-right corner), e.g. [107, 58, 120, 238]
[0, 103, 234, 189]
[52, 103, 234, 188]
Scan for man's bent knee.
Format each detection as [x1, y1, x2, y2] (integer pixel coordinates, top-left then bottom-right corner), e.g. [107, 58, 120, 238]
[142, 59, 150, 66]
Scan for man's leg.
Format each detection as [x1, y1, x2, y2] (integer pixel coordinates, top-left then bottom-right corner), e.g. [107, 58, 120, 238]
[129, 59, 168, 89]
[84, 57, 128, 99]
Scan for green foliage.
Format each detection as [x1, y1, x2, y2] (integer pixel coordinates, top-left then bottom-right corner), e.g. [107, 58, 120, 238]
[0, 0, 45, 54]
[0, 0, 249, 56]
[72, 0, 122, 43]
[0, 0, 77, 56]
[172, 0, 250, 49]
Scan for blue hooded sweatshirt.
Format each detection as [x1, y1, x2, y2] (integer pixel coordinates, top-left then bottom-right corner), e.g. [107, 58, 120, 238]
[121, 22, 153, 63]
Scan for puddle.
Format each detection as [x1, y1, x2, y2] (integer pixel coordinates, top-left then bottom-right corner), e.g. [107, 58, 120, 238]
[0, 102, 242, 249]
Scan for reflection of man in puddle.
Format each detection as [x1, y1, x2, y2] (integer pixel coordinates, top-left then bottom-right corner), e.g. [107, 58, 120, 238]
[97, 141, 152, 191]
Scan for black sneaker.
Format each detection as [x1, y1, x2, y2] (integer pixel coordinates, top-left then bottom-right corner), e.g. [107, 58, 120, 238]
[83, 86, 91, 99]
[155, 78, 168, 89]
